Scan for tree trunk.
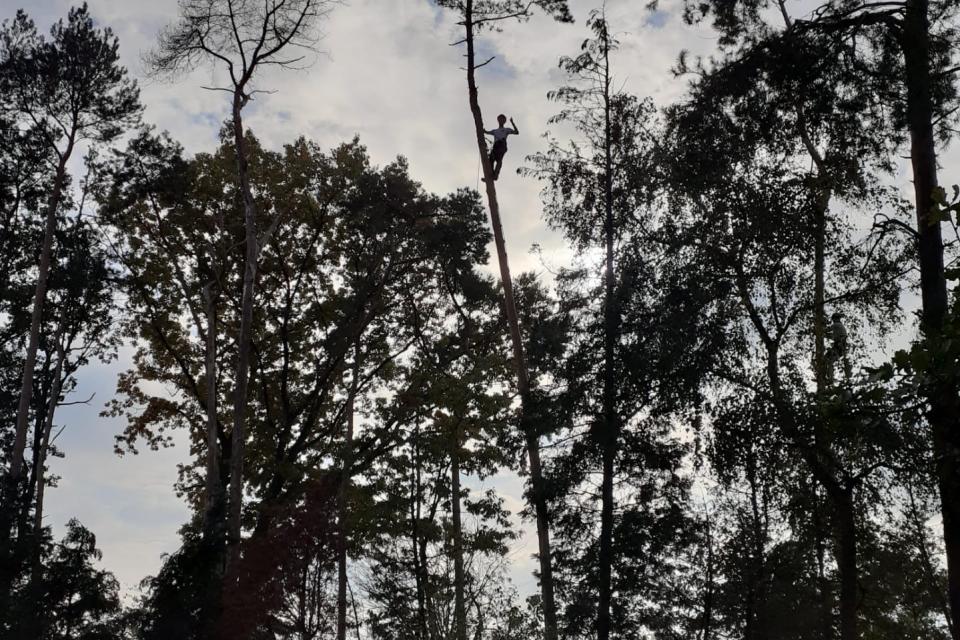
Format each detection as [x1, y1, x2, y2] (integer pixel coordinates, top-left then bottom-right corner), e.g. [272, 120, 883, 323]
[461, 5, 558, 639]
[203, 281, 222, 530]
[745, 449, 767, 640]
[225, 92, 260, 578]
[451, 423, 468, 640]
[701, 509, 714, 640]
[907, 483, 956, 634]
[8, 149, 71, 486]
[31, 328, 64, 576]
[25, 323, 66, 640]
[814, 492, 834, 640]
[0, 143, 72, 615]
[200, 279, 227, 639]
[337, 344, 361, 640]
[834, 486, 858, 640]
[810, 181, 843, 640]
[902, 3, 960, 636]
[597, 21, 618, 640]
[411, 420, 439, 640]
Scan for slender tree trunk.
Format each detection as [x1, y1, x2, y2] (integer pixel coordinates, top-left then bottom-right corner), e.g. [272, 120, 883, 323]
[902, 3, 960, 636]
[700, 509, 714, 640]
[25, 323, 66, 640]
[451, 422, 468, 640]
[9, 149, 71, 486]
[810, 182, 847, 640]
[412, 421, 439, 640]
[780, 4, 854, 630]
[812, 188, 829, 390]
[200, 279, 226, 639]
[226, 93, 259, 578]
[411, 422, 430, 640]
[834, 486, 858, 640]
[814, 491, 834, 640]
[907, 483, 956, 635]
[203, 281, 222, 529]
[337, 343, 361, 640]
[745, 449, 767, 640]
[461, 5, 558, 639]
[0, 143, 73, 615]
[30, 330, 64, 573]
[597, 20, 618, 640]
[21, 365, 52, 553]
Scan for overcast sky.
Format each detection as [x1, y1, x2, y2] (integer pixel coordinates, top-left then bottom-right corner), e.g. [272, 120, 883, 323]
[2, 0, 948, 603]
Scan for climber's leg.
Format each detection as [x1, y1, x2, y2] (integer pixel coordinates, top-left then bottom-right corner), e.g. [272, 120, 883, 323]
[489, 140, 507, 180]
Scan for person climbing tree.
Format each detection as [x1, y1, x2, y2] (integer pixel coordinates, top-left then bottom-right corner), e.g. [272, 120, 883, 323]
[431, 4, 571, 640]
[485, 114, 519, 180]
[826, 312, 851, 384]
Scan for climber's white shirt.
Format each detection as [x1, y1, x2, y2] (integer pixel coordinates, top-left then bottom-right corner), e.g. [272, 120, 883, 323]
[487, 126, 515, 143]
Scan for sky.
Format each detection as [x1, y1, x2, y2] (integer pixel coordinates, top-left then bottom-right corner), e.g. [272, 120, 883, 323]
[2, 0, 952, 604]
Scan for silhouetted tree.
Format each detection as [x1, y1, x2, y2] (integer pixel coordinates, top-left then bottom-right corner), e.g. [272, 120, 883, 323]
[146, 0, 337, 592]
[0, 6, 139, 608]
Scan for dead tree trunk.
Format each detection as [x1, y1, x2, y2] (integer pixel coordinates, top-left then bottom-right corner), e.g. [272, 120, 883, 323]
[597, 17, 619, 640]
[461, 4, 558, 638]
[902, 3, 960, 636]
[226, 91, 259, 577]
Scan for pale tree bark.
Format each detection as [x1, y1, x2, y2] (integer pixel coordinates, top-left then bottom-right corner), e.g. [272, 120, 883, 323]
[460, 4, 558, 638]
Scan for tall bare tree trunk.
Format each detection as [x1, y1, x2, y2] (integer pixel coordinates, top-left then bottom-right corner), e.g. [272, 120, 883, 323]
[597, 18, 618, 640]
[902, 3, 960, 636]
[461, 4, 558, 639]
[451, 422, 468, 640]
[226, 93, 259, 577]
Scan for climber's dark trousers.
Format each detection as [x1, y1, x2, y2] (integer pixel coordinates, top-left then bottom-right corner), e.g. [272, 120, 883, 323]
[489, 140, 507, 180]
